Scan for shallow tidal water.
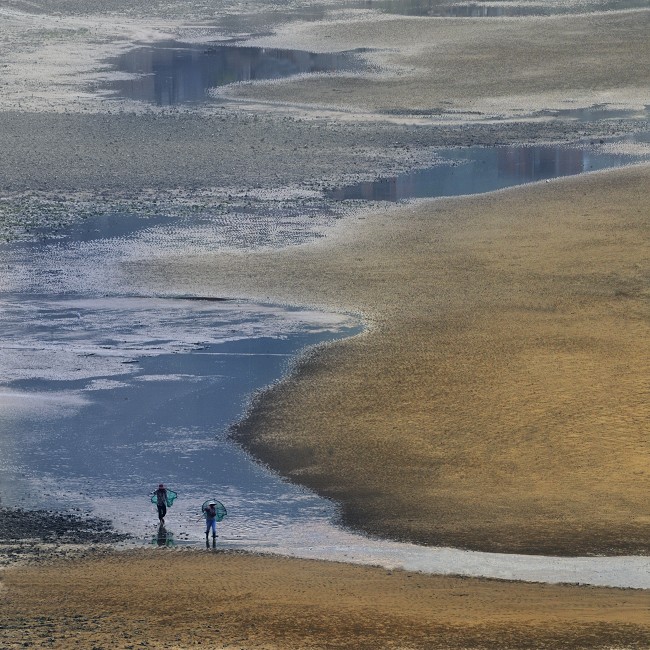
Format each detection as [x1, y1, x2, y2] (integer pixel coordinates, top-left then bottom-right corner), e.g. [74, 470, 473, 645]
[0, 294, 360, 549]
[100, 42, 649, 204]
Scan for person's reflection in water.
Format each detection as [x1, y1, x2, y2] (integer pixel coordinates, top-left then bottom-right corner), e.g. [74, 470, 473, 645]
[156, 523, 172, 547]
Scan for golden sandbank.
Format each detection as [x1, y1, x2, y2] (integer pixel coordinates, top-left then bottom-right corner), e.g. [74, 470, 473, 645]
[229, 10, 650, 117]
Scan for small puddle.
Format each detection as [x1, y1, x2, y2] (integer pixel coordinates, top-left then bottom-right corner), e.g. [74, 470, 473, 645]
[535, 104, 650, 121]
[327, 136, 649, 202]
[104, 42, 365, 105]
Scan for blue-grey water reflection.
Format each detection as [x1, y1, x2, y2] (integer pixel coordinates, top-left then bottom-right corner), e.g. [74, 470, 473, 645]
[328, 138, 649, 202]
[535, 104, 650, 122]
[106, 42, 364, 105]
[0, 293, 360, 542]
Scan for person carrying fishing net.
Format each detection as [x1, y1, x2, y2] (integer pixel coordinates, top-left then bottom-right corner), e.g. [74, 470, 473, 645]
[151, 483, 178, 525]
[202, 499, 227, 548]
[154, 484, 168, 524]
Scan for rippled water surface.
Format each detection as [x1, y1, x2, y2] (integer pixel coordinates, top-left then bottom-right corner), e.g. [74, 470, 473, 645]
[0, 195, 361, 550]
[0, 293, 360, 547]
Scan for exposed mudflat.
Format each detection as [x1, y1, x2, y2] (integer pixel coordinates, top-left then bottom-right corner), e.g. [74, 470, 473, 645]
[1, 0, 649, 555]
[1, 110, 646, 242]
[130, 163, 650, 557]
[1, 2, 648, 241]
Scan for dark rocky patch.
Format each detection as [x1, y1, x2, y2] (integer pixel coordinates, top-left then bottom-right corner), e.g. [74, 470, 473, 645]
[0, 507, 132, 565]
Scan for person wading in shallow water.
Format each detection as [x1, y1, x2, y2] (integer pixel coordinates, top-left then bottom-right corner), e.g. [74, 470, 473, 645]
[155, 483, 168, 524]
[205, 501, 218, 548]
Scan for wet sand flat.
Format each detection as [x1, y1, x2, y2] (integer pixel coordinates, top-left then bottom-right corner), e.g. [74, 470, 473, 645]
[130, 165, 650, 556]
[1, 549, 649, 649]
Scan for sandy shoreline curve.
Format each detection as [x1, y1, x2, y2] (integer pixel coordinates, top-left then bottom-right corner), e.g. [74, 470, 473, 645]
[126, 164, 650, 556]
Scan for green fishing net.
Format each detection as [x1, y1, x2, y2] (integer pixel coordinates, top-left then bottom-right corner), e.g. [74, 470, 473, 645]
[201, 499, 227, 521]
[150, 489, 178, 507]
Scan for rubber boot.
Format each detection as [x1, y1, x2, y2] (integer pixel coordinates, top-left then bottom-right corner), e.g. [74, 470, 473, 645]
[212, 535, 216, 548]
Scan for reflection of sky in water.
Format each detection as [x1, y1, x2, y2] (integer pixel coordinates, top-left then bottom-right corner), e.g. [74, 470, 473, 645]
[0, 207, 360, 534]
[105, 42, 364, 106]
[536, 104, 650, 122]
[0, 295, 360, 539]
[328, 135, 650, 202]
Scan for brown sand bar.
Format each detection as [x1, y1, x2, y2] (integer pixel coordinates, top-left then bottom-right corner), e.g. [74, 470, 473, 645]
[126, 164, 650, 556]
[1, 549, 649, 649]
[224, 10, 650, 117]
